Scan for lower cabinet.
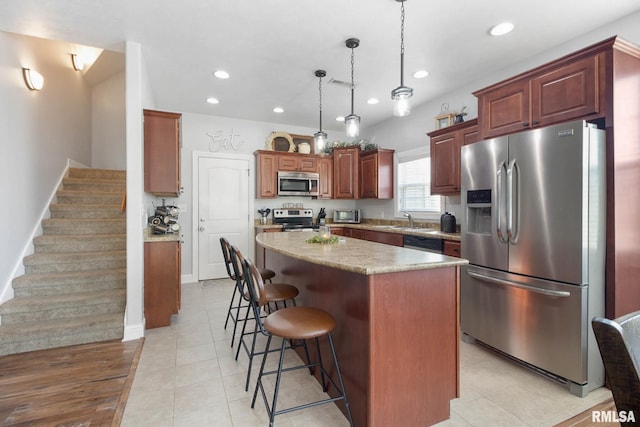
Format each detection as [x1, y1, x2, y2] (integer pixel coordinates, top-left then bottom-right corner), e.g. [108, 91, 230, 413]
[443, 240, 461, 257]
[144, 241, 181, 329]
[364, 230, 404, 247]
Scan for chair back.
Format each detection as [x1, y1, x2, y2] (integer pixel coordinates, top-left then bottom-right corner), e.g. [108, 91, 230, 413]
[228, 245, 249, 297]
[592, 311, 640, 415]
[240, 254, 270, 334]
[219, 237, 236, 281]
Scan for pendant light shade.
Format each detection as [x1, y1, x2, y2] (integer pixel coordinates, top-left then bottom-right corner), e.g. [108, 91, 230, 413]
[313, 69, 328, 151]
[345, 38, 360, 138]
[391, 0, 413, 117]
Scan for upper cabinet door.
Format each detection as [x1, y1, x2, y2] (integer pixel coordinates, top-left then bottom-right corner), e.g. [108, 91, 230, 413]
[531, 54, 601, 127]
[333, 147, 360, 199]
[144, 109, 182, 196]
[477, 78, 530, 139]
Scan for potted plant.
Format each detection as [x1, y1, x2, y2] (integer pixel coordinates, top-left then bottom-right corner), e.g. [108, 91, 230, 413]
[454, 106, 467, 124]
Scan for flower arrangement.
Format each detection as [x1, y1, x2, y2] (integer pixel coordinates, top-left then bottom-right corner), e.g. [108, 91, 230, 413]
[305, 235, 340, 244]
[320, 140, 377, 155]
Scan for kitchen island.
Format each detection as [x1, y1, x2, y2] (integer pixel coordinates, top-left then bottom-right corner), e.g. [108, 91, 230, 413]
[255, 232, 468, 427]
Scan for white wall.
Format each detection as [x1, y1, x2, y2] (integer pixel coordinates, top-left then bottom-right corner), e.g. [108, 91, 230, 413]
[0, 31, 92, 304]
[359, 12, 640, 223]
[91, 71, 126, 169]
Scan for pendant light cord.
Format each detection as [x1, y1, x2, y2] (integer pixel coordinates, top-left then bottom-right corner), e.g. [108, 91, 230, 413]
[400, 0, 405, 87]
[350, 46, 355, 115]
[318, 74, 323, 132]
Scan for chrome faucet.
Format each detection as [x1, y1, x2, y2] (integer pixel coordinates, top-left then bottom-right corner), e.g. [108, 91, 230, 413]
[402, 212, 414, 228]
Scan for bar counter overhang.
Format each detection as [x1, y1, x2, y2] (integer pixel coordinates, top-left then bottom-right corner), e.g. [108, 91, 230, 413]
[255, 231, 468, 427]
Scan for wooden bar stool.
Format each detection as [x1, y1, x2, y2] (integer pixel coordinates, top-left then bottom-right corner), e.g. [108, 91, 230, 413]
[241, 255, 354, 427]
[220, 237, 275, 348]
[229, 245, 300, 392]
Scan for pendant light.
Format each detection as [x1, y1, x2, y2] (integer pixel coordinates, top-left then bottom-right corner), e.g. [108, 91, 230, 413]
[344, 38, 360, 138]
[313, 69, 328, 151]
[391, 0, 413, 117]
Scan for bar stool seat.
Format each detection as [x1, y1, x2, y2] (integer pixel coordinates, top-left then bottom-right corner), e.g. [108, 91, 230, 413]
[246, 283, 298, 304]
[259, 268, 276, 282]
[264, 306, 336, 340]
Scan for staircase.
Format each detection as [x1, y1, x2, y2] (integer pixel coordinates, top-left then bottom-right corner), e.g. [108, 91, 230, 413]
[0, 168, 127, 356]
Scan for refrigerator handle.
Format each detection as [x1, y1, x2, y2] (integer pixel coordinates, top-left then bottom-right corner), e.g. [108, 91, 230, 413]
[466, 270, 571, 298]
[496, 161, 507, 244]
[506, 159, 520, 244]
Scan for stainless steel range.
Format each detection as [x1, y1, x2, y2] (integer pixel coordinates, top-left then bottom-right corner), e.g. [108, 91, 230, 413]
[272, 208, 318, 232]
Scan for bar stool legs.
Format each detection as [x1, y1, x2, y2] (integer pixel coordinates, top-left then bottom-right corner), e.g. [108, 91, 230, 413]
[252, 333, 354, 427]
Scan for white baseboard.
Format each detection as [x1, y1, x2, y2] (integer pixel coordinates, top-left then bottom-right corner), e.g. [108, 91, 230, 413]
[123, 322, 145, 340]
[181, 273, 195, 284]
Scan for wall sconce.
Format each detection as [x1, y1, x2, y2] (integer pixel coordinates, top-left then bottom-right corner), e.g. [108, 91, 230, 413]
[22, 68, 44, 91]
[71, 54, 84, 71]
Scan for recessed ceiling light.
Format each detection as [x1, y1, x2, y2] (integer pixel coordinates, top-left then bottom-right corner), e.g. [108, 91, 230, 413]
[413, 70, 429, 79]
[367, 98, 379, 105]
[214, 70, 230, 79]
[206, 97, 219, 104]
[490, 22, 514, 36]
[273, 107, 284, 113]
[336, 116, 345, 122]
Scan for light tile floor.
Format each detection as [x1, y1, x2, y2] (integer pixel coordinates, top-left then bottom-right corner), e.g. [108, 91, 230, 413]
[121, 279, 611, 427]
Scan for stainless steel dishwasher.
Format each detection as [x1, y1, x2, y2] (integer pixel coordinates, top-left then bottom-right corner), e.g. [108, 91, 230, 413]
[403, 235, 443, 254]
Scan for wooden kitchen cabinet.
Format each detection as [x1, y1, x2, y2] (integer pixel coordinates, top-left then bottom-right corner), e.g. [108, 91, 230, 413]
[360, 149, 394, 199]
[428, 120, 478, 195]
[317, 156, 333, 199]
[144, 109, 182, 196]
[329, 227, 344, 236]
[256, 152, 278, 198]
[364, 230, 404, 247]
[349, 228, 366, 240]
[475, 51, 603, 139]
[144, 240, 181, 329]
[443, 240, 461, 257]
[277, 152, 318, 172]
[333, 146, 361, 199]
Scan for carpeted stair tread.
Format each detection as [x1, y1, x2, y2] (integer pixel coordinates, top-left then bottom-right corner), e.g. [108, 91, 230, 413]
[42, 218, 125, 235]
[49, 203, 124, 219]
[55, 190, 124, 205]
[0, 290, 126, 324]
[23, 250, 126, 274]
[12, 269, 126, 297]
[62, 177, 126, 189]
[34, 234, 126, 253]
[68, 167, 126, 180]
[0, 313, 124, 356]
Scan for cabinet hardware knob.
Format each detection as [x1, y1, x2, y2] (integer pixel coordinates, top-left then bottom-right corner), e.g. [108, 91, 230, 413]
[532, 120, 539, 125]
[523, 122, 529, 127]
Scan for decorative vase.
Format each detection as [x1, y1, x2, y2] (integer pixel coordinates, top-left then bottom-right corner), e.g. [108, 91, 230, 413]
[454, 114, 465, 124]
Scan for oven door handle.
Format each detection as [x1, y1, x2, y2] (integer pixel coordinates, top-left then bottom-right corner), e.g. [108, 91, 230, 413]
[466, 270, 571, 298]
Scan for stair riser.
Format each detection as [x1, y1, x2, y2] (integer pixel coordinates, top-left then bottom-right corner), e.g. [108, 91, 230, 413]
[35, 239, 126, 253]
[56, 195, 124, 205]
[1, 300, 126, 325]
[26, 259, 126, 274]
[0, 326, 123, 356]
[42, 221, 125, 235]
[14, 279, 125, 297]
[50, 207, 125, 219]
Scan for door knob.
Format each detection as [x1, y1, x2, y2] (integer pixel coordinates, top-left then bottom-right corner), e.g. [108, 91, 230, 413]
[200, 218, 205, 222]
[199, 226, 205, 231]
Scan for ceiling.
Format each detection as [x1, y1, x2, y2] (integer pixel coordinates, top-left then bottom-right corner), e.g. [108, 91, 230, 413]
[2, 0, 640, 132]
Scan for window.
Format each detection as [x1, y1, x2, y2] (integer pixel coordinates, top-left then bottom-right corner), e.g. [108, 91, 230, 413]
[395, 148, 442, 219]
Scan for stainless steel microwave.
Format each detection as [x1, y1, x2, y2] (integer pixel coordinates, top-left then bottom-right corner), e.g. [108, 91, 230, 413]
[333, 209, 360, 223]
[277, 171, 319, 197]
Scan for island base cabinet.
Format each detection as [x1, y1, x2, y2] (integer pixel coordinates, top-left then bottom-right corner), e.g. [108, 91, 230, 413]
[264, 249, 460, 427]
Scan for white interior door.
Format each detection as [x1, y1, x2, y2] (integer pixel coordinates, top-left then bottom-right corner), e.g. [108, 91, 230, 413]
[198, 156, 250, 280]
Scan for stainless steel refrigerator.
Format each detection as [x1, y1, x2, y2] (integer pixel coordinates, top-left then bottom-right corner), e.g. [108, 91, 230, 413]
[460, 120, 605, 397]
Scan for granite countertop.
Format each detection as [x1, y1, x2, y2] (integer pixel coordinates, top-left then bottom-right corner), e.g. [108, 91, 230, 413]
[254, 221, 461, 241]
[256, 231, 467, 275]
[143, 227, 181, 242]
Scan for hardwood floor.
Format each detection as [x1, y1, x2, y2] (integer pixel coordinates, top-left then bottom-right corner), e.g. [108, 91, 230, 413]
[0, 339, 143, 426]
